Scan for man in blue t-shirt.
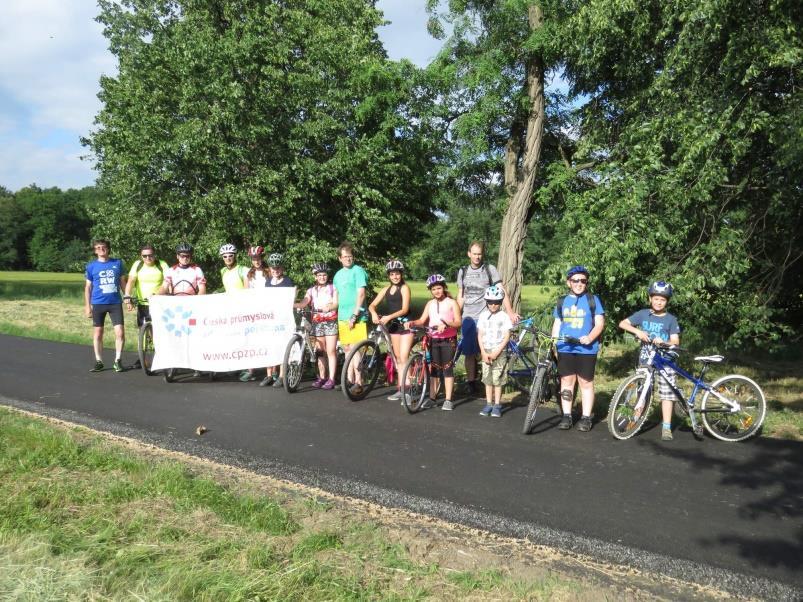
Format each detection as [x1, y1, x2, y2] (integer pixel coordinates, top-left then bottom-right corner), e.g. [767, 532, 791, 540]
[551, 265, 605, 432]
[84, 239, 127, 373]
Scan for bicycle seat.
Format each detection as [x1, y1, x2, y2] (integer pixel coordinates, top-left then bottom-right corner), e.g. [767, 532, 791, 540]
[694, 355, 725, 363]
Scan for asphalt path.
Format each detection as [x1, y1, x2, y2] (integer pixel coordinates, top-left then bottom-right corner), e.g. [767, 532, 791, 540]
[1, 334, 801, 599]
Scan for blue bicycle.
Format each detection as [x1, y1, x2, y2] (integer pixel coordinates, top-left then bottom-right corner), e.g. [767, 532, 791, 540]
[607, 342, 766, 442]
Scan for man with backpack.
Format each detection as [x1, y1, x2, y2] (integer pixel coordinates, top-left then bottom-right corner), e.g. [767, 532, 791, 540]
[551, 265, 605, 432]
[456, 241, 520, 396]
[124, 244, 169, 369]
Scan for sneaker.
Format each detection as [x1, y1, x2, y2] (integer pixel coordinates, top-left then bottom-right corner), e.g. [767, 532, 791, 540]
[259, 376, 274, 387]
[442, 400, 455, 411]
[491, 405, 502, 418]
[349, 383, 364, 396]
[387, 390, 402, 401]
[113, 360, 124, 373]
[89, 360, 104, 373]
[239, 370, 257, 382]
[577, 416, 593, 432]
[558, 414, 573, 430]
[421, 398, 436, 409]
[311, 377, 324, 389]
[272, 377, 284, 388]
[662, 427, 673, 441]
[465, 381, 481, 397]
[132, 359, 142, 370]
[479, 404, 493, 417]
[321, 379, 335, 390]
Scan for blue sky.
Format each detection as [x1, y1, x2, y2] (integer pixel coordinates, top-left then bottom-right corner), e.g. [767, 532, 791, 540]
[0, 0, 443, 192]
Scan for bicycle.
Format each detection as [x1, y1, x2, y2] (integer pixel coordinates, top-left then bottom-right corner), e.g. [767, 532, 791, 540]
[282, 309, 345, 393]
[130, 299, 156, 376]
[607, 342, 766, 442]
[341, 320, 413, 401]
[521, 330, 581, 435]
[399, 327, 464, 413]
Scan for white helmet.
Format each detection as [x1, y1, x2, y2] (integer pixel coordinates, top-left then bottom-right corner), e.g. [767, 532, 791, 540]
[219, 243, 237, 256]
[484, 284, 505, 302]
[385, 259, 404, 273]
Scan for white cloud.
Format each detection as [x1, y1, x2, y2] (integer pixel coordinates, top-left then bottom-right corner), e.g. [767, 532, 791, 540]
[0, 137, 95, 191]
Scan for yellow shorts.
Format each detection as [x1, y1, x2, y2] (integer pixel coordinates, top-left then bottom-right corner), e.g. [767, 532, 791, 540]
[338, 321, 368, 345]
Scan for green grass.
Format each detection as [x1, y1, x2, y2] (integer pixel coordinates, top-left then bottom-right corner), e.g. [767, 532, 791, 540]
[0, 408, 594, 600]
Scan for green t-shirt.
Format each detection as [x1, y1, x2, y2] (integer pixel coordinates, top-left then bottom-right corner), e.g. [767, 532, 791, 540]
[220, 265, 249, 292]
[128, 259, 169, 304]
[333, 265, 368, 322]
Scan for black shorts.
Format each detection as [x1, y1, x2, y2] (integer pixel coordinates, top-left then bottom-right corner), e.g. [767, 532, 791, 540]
[557, 352, 597, 381]
[92, 303, 124, 327]
[430, 337, 457, 379]
[136, 304, 151, 327]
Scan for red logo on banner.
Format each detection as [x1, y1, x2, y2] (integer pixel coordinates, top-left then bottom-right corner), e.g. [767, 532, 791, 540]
[188, 318, 197, 326]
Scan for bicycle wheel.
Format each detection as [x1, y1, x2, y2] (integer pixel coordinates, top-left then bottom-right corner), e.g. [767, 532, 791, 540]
[341, 340, 381, 401]
[283, 334, 307, 393]
[137, 322, 155, 375]
[701, 375, 766, 442]
[607, 372, 654, 440]
[401, 352, 429, 413]
[163, 368, 176, 383]
[504, 351, 535, 397]
[522, 366, 548, 434]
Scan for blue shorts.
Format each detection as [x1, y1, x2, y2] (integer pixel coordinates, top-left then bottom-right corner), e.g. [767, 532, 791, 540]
[461, 317, 480, 356]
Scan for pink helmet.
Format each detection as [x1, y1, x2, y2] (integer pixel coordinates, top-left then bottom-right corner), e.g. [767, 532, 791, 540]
[248, 245, 264, 257]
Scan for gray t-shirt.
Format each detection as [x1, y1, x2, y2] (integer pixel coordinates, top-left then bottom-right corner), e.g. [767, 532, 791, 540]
[457, 263, 502, 319]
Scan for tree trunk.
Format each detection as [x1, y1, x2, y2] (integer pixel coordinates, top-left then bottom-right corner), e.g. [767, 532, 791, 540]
[497, 3, 545, 313]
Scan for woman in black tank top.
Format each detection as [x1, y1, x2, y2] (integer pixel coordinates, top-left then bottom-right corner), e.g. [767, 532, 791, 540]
[369, 260, 413, 401]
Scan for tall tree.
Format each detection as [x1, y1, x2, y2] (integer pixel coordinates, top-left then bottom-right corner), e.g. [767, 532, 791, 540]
[426, 0, 576, 310]
[558, 0, 803, 346]
[85, 0, 442, 273]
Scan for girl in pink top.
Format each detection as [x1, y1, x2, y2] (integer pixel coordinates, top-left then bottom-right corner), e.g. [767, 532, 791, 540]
[408, 274, 462, 410]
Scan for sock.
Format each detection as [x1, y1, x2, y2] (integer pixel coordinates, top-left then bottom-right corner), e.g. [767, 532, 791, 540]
[662, 422, 671, 429]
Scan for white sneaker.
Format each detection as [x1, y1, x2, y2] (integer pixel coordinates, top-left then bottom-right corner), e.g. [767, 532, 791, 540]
[442, 400, 454, 411]
[387, 390, 402, 401]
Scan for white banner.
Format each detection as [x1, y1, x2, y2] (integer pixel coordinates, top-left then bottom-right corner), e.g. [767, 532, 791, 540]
[150, 288, 296, 372]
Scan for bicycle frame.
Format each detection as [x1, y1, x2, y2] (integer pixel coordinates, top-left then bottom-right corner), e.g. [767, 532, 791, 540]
[635, 345, 745, 434]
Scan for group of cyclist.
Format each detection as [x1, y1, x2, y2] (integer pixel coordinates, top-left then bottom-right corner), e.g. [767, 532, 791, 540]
[85, 237, 681, 439]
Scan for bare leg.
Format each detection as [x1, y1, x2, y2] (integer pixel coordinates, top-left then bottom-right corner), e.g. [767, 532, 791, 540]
[93, 326, 104, 361]
[577, 375, 595, 416]
[560, 374, 577, 414]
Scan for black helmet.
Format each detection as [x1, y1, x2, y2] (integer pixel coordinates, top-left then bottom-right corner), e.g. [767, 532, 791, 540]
[176, 242, 193, 255]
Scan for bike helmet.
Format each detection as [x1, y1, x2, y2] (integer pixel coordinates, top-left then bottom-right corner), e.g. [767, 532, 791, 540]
[176, 242, 193, 255]
[566, 265, 589, 278]
[484, 284, 505, 302]
[385, 259, 404, 273]
[648, 280, 674, 298]
[426, 274, 447, 289]
[311, 262, 329, 275]
[268, 253, 283, 267]
[219, 243, 237, 256]
[248, 245, 264, 257]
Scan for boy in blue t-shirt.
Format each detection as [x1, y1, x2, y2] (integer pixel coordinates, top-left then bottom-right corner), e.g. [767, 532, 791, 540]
[618, 281, 681, 441]
[84, 239, 127, 373]
[551, 265, 605, 432]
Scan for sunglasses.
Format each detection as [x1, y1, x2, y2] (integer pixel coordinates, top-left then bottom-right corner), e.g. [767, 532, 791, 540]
[487, 301, 502, 306]
[569, 278, 588, 284]
[141, 254, 154, 258]
[222, 254, 235, 259]
[178, 253, 191, 259]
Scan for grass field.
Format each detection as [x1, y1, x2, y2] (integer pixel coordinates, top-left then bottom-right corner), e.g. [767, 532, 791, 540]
[0, 407, 611, 600]
[1, 270, 800, 440]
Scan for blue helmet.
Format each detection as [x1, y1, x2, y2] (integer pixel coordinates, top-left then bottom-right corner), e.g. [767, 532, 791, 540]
[484, 284, 505, 302]
[426, 274, 447, 289]
[648, 281, 674, 298]
[566, 265, 589, 279]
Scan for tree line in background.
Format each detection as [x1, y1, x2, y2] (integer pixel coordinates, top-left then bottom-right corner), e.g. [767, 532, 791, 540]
[6, 0, 800, 349]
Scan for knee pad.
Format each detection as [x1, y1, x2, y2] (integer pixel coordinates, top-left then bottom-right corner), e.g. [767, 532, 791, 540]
[560, 389, 573, 402]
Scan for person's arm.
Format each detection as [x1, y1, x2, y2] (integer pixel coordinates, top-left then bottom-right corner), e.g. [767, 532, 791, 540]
[294, 292, 311, 310]
[581, 314, 605, 346]
[124, 272, 136, 312]
[348, 286, 366, 329]
[197, 270, 207, 295]
[408, 300, 430, 328]
[669, 333, 680, 346]
[551, 317, 561, 339]
[498, 282, 520, 324]
[369, 286, 388, 324]
[491, 328, 511, 361]
[451, 298, 462, 327]
[478, 325, 490, 363]
[84, 280, 92, 318]
[619, 318, 650, 344]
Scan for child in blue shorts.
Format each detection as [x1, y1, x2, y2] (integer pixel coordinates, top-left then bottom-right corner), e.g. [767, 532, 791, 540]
[618, 281, 681, 441]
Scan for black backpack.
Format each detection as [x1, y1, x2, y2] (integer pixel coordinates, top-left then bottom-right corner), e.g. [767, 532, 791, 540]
[459, 264, 496, 290]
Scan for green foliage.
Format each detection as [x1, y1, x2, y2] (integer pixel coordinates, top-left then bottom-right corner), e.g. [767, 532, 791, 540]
[555, 0, 803, 348]
[0, 187, 27, 269]
[86, 0, 442, 273]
